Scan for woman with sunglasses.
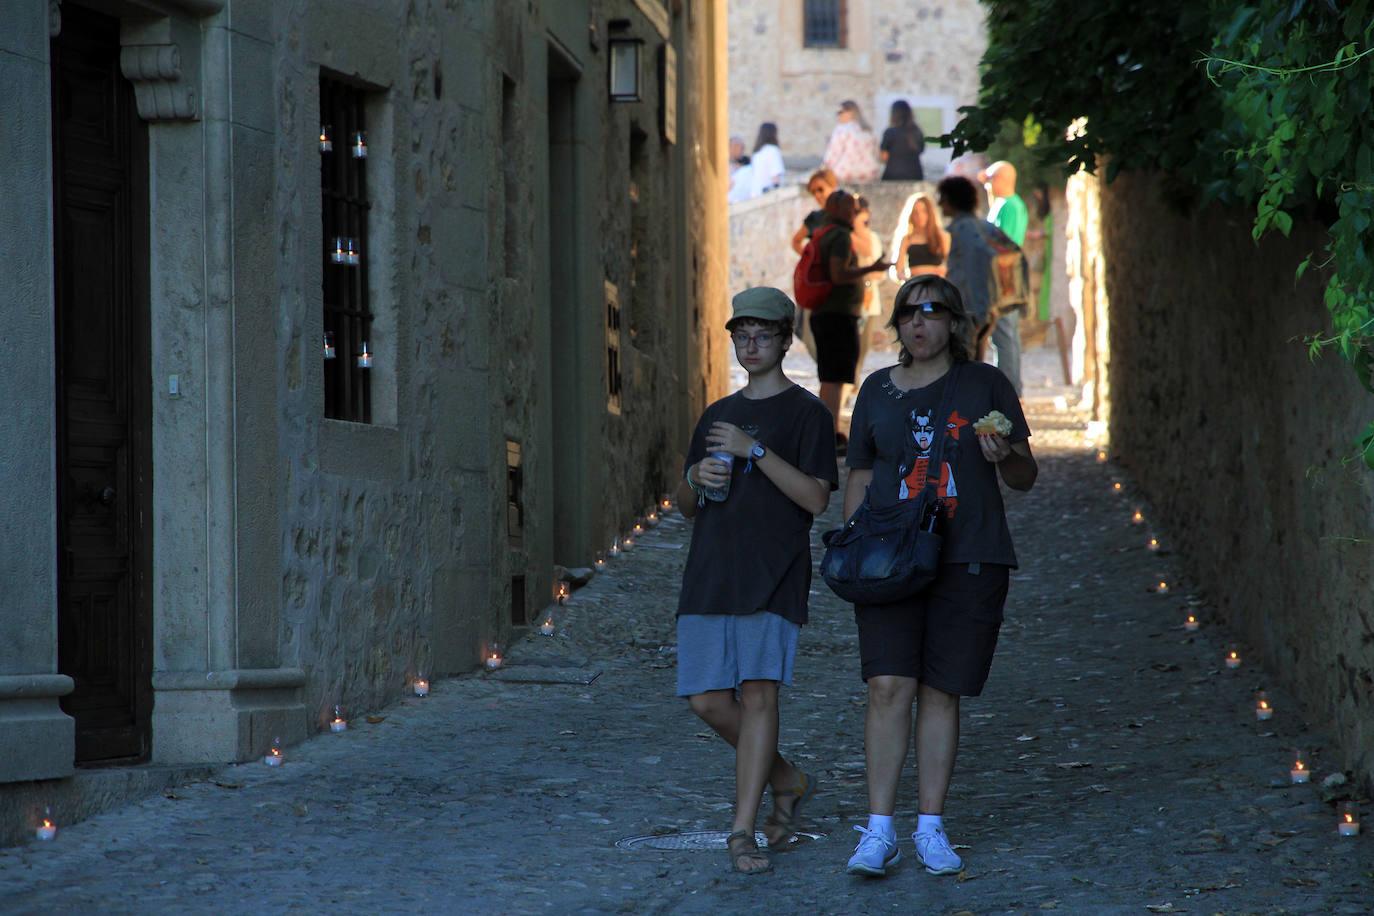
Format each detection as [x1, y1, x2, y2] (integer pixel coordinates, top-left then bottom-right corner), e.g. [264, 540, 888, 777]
[675, 287, 839, 875]
[840, 275, 1037, 878]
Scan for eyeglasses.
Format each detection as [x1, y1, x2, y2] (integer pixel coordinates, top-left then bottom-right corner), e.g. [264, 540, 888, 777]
[895, 301, 951, 323]
[730, 331, 778, 348]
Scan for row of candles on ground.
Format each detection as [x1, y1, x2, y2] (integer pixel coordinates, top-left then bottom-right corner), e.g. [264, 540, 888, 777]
[594, 497, 672, 571]
[319, 126, 367, 157]
[1100, 446, 1362, 839]
[322, 332, 372, 368]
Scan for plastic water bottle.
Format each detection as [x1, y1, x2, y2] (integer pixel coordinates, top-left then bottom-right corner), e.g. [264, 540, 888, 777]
[704, 451, 734, 502]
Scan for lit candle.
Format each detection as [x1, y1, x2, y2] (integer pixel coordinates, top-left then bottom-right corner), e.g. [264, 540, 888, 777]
[539, 616, 556, 637]
[323, 331, 336, 360]
[345, 237, 360, 266]
[594, 554, 607, 571]
[357, 342, 372, 369]
[1254, 691, 1273, 721]
[1148, 536, 1160, 552]
[608, 541, 621, 558]
[1132, 509, 1145, 525]
[1290, 751, 1310, 784]
[35, 808, 56, 841]
[660, 497, 672, 511]
[351, 131, 367, 158]
[485, 649, 503, 671]
[1156, 580, 1169, 594]
[413, 677, 430, 698]
[1096, 450, 1108, 463]
[556, 582, 569, 606]
[264, 736, 284, 766]
[1184, 614, 1200, 632]
[331, 237, 347, 264]
[622, 536, 635, 550]
[645, 511, 660, 527]
[319, 125, 333, 152]
[632, 522, 645, 536]
[1112, 481, 1124, 495]
[1225, 646, 1241, 669]
[330, 705, 347, 733]
[1339, 801, 1360, 836]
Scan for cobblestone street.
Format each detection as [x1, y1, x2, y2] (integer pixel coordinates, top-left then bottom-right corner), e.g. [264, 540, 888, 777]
[2, 350, 1370, 915]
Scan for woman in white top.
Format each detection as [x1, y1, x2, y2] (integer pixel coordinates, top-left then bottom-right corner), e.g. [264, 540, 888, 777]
[823, 100, 880, 185]
[750, 122, 786, 195]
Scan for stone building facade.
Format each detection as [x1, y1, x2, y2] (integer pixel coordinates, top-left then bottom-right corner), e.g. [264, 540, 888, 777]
[0, 0, 727, 800]
[727, 0, 986, 173]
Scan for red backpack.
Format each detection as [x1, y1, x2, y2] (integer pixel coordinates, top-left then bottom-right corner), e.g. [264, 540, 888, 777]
[793, 224, 839, 310]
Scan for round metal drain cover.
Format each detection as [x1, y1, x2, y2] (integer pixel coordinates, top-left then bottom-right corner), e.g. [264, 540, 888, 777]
[615, 830, 824, 851]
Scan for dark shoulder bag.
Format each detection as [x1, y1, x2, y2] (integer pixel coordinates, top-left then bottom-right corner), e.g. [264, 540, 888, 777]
[819, 364, 961, 605]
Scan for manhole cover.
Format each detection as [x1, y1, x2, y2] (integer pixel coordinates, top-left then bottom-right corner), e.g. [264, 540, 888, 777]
[615, 830, 824, 851]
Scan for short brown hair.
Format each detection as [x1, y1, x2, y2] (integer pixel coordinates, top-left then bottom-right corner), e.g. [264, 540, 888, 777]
[886, 275, 974, 364]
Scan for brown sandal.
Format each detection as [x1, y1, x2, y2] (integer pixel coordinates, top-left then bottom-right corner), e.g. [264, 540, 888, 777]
[726, 830, 772, 875]
[764, 770, 817, 850]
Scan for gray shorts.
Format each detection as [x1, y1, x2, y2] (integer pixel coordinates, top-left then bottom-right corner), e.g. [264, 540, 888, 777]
[675, 611, 800, 697]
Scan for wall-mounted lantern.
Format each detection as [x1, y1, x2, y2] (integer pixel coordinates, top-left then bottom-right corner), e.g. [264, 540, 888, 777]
[608, 25, 644, 102]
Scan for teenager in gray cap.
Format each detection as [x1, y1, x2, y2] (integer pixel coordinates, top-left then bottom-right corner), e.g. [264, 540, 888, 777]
[673, 287, 839, 874]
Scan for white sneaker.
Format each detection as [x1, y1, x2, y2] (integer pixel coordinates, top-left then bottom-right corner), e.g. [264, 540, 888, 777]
[845, 825, 901, 877]
[914, 828, 963, 875]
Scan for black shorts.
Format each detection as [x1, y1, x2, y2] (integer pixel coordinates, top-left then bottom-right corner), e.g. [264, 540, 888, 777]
[809, 312, 861, 384]
[853, 563, 1009, 697]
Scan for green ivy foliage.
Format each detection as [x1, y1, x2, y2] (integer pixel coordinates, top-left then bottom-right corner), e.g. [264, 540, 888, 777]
[950, 0, 1374, 466]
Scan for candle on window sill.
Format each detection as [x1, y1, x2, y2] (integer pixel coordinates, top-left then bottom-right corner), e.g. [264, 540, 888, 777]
[1184, 614, 1200, 632]
[264, 736, 284, 766]
[357, 343, 372, 369]
[539, 616, 556, 637]
[1290, 751, 1310, 784]
[331, 237, 348, 264]
[1339, 801, 1360, 836]
[319, 124, 333, 153]
[413, 677, 430, 698]
[323, 331, 336, 360]
[1254, 691, 1273, 721]
[330, 705, 348, 733]
[1225, 645, 1241, 669]
[351, 131, 367, 158]
[35, 808, 56, 841]
[344, 238, 360, 266]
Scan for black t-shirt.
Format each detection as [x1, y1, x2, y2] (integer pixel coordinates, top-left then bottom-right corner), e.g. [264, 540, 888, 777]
[845, 362, 1030, 567]
[803, 209, 827, 235]
[816, 223, 863, 316]
[677, 385, 839, 624]
[881, 126, 925, 181]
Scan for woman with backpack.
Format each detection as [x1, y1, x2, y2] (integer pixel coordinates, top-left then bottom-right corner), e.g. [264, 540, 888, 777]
[839, 274, 1037, 879]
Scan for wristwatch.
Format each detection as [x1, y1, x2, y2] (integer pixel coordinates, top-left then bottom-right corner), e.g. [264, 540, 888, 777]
[749, 441, 767, 461]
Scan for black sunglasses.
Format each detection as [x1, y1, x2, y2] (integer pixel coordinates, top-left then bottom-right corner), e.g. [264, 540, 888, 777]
[895, 300, 951, 321]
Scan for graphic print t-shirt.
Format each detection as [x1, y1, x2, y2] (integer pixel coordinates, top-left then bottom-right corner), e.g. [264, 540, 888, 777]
[677, 386, 839, 625]
[845, 363, 1030, 567]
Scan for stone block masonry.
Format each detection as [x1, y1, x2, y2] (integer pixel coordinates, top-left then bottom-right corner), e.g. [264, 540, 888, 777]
[1100, 170, 1374, 792]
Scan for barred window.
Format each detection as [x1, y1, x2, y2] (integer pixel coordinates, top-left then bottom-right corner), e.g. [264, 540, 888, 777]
[320, 74, 373, 422]
[803, 0, 847, 49]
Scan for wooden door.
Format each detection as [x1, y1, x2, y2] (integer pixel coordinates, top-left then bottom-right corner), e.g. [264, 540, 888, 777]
[52, 5, 154, 764]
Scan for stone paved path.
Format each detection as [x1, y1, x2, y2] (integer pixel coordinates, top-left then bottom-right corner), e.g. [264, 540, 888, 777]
[3, 348, 1371, 915]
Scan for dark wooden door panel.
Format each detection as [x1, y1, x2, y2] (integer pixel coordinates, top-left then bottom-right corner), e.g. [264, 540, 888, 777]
[52, 4, 152, 765]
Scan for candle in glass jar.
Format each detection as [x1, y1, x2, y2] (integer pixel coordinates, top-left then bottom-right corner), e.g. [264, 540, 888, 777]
[264, 736, 284, 766]
[646, 511, 660, 527]
[1290, 751, 1310, 784]
[1155, 580, 1169, 594]
[660, 497, 672, 511]
[413, 677, 430, 697]
[622, 536, 635, 550]
[330, 705, 348, 733]
[351, 131, 367, 158]
[1225, 646, 1241, 669]
[1184, 614, 1200, 632]
[1254, 691, 1273, 721]
[539, 616, 556, 637]
[1148, 536, 1160, 552]
[35, 808, 56, 841]
[1096, 449, 1108, 463]
[594, 554, 607, 571]
[319, 125, 333, 153]
[357, 343, 372, 369]
[1132, 509, 1145, 525]
[485, 648, 503, 671]
[1339, 801, 1360, 836]
[1112, 481, 1124, 495]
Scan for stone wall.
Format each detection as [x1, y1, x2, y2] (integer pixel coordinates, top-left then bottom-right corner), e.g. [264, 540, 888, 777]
[1100, 171, 1374, 789]
[727, 0, 986, 172]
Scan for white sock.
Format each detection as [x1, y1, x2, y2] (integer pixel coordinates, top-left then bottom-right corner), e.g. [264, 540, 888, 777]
[866, 814, 895, 839]
[916, 813, 944, 836]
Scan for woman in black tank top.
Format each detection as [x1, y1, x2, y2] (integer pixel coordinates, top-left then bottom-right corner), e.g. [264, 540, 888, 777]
[898, 194, 948, 279]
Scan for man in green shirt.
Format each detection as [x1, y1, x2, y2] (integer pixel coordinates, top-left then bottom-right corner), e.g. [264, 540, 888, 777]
[984, 161, 1026, 393]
